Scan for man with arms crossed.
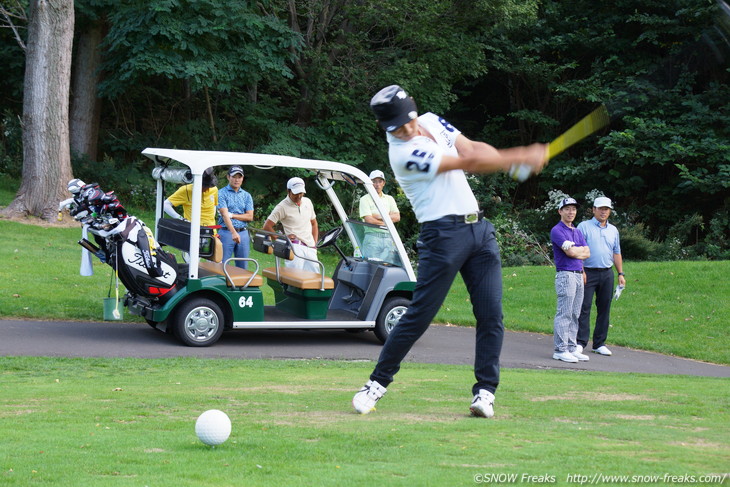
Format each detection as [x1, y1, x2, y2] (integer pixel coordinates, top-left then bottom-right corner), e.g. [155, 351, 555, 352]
[359, 169, 400, 261]
[577, 196, 626, 356]
[551, 197, 591, 363]
[352, 85, 547, 418]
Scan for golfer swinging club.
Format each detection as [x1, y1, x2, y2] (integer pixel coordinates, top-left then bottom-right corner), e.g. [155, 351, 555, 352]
[353, 85, 547, 417]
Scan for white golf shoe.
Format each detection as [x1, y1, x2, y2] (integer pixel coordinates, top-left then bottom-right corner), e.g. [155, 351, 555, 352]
[571, 349, 590, 361]
[352, 380, 387, 414]
[553, 351, 579, 363]
[575, 345, 584, 354]
[470, 389, 495, 418]
[593, 345, 613, 356]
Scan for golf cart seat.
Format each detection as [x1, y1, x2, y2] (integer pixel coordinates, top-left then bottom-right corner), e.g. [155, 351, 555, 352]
[253, 232, 333, 290]
[262, 267, 334, 290]
[198, 237, 263, 287]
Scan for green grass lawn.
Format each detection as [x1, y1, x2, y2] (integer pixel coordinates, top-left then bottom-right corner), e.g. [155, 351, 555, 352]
[1, 218, 727, 364]
[1, 357, 727, 486]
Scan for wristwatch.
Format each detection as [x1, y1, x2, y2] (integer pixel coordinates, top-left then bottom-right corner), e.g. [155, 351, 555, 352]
[618, 272, 625, 276]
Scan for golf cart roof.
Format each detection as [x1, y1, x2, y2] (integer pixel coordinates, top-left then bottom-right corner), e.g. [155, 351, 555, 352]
[142, 148, 372, 185]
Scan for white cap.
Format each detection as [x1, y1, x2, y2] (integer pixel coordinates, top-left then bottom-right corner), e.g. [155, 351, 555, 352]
[287, 177, 306, 194]
[369, 170, 385, 181]
[593, 196, 613, 209]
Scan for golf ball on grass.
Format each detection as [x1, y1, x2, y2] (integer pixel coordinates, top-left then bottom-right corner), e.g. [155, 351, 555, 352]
[195, 409, 231, 446]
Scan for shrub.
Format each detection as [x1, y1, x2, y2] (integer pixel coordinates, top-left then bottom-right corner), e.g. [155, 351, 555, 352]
[705, 210, 730, 259]
[620, 223, 660, 261]
[0, 110, 22, 178]
[492, 213, 552, 266]
[72, 153, 154, 211]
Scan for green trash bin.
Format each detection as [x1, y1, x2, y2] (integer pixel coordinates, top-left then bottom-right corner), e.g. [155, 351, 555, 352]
[103, 297, 123, 321]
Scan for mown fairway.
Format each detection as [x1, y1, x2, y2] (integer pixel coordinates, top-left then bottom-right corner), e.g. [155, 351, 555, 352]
[1, 357, 728, 486]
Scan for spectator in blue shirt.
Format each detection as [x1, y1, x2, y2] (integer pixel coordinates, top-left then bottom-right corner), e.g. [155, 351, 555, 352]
[577, 196, 626, 356]
[218, 166, 254, 269]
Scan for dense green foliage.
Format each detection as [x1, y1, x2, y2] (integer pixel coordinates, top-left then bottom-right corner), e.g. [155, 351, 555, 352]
[1, 0, 728, 259]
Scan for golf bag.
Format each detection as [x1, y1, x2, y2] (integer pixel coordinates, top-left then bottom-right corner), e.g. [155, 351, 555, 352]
[106, 217, 182, 300]
[65, 181, 185, 302]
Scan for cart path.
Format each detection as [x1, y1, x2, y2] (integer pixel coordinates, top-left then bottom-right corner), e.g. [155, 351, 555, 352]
[0, 319, 727, 377]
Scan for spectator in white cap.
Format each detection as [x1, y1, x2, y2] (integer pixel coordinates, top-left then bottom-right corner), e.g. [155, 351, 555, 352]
[263, 177, 320, 272]
[358, 169, 401, 261]
[577, 195, 626, 357]
[550, 197, 591, 363]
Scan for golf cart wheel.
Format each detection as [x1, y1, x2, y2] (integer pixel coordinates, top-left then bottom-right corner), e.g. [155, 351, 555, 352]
[374, 296, 410, 344]
[173, 298, 225, 347]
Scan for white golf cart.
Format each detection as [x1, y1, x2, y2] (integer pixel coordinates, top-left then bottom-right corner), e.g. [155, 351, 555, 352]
[127, 148, 416, 346]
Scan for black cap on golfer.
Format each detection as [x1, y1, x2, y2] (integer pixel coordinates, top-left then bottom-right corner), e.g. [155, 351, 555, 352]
[370, 85, 418, 132]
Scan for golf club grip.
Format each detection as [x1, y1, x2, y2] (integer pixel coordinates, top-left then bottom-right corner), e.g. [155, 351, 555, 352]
[547, 105, 610, 160]
[78, 238, 101, 253]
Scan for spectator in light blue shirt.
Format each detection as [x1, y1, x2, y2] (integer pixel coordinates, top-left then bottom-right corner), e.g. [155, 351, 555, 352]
[576, 196, 626, 356]
[218, 166, 254, 269]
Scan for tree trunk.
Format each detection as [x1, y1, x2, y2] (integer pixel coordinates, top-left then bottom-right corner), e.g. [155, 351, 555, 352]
[2, 0, 75, 221]
[70, 20, 102, 161]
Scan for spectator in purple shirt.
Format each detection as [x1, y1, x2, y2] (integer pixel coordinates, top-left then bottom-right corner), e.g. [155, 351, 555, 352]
[550, 197, 591, 363]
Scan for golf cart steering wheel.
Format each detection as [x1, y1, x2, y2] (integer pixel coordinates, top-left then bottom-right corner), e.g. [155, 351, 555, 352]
[317, 226, 343, 249]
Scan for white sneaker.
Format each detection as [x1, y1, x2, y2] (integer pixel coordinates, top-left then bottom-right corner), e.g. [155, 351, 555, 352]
[571, 350, 590, 361]
[352, 380, 387, 414]
[553, 351, 579, 363]
[575, 345, 584, 354]
[470, 389, 495, 418]
[593, 345, 613, 356]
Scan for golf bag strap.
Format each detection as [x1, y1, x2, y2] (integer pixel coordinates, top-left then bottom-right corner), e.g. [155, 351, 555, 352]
[136, 228, 163, 278]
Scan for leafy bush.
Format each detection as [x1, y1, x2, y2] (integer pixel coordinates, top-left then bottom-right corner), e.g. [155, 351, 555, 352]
[492, 213, 552, 267]
[71, 153, 154, 211]
[705, 210, 730, 259]
[652, 213, 706, 261]
[619, 223, 660, 261]
[0, 110, 22, 178]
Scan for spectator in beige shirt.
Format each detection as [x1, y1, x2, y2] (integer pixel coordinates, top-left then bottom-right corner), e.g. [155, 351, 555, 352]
[263, 177, 320, 272]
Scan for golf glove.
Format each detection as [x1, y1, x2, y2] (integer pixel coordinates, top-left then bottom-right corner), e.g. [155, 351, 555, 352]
[561, 240, 575, 251]
[613, 284, 625, 301]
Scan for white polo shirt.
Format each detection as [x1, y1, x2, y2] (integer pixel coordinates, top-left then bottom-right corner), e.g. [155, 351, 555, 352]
[386, 112, 479, 223]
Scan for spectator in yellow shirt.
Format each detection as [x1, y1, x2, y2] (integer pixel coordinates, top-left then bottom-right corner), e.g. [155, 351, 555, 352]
[164, 168, 219, 227]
